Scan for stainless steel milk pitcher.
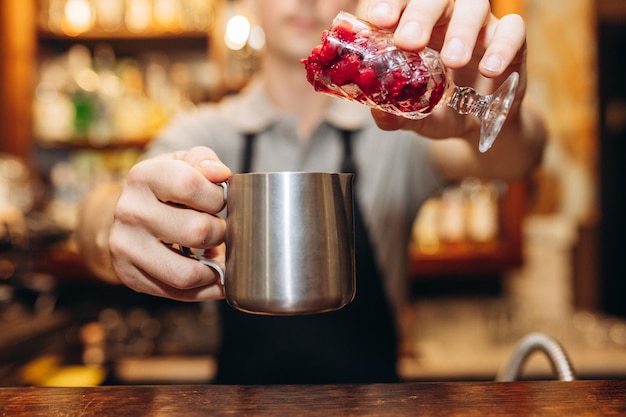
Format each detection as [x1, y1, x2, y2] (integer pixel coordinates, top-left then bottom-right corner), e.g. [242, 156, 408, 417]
[183, 172, 356, 315]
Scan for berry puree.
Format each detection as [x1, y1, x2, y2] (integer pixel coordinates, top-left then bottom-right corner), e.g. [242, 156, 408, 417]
[301, 12, 447, 119]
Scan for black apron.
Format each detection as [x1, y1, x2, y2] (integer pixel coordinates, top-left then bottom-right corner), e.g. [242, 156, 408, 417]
[214, 129, 398, 384]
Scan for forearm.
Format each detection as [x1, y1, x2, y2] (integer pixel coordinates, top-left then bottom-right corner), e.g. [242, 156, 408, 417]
[75, 182, 123, 284]
[432, 97, 547, 181]
[482, 97, 547, 179]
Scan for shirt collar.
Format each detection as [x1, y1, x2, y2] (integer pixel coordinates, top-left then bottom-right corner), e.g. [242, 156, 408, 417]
[221, 75, 373, 134]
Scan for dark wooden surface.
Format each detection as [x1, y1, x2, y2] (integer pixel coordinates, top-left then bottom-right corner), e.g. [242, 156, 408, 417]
[0, 380, 624, 416]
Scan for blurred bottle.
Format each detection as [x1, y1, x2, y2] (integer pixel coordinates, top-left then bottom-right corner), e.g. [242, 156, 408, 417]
[94, 0, 125, 32]
[88, 44, 121, 145]
[33, 74, 75, 143]
[181, 0, 214, 31]
[412, 198, 441, 254]
[154, 0, 183, 32]
[61, 0, 96, 36]
[67, 45, 98, 140]
[463, 178, 500, 243]
[126, 0, 153, 33]
[43, 0, 65, 33]
[438, 186, 466, 243]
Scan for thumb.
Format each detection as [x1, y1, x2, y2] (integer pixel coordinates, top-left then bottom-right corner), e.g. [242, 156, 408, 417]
[174, 146, 232, 182]
[370, 109, 410, 131]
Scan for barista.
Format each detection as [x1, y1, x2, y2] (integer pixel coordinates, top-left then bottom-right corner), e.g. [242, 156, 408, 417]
[76, 0, 546, 384]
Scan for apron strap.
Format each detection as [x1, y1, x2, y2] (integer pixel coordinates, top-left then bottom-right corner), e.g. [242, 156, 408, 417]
[214, 128, 399, 384]
[241, 132, 256, 173]
[338, 128, 359, 177]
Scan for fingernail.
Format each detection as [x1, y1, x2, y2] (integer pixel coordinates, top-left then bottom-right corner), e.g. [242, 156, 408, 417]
[482, 55, 503, 72]
[199, 159, 225, 169]
[442, 37, 467, 62]
[396, 21, 423, 44]
[369, 2, 392, 20]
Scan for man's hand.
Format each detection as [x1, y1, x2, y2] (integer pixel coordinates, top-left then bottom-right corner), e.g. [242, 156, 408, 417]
[106, 146, 231, 301]
[364, 0, 527, 142]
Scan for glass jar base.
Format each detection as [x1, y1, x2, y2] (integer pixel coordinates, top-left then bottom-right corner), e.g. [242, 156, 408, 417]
[478, 72, 519, 153]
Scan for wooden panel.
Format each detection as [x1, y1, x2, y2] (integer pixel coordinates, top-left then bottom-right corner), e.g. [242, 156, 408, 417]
[597, 0, 626, 22]
[0, 0, 36, 160]
[492, 0, 525, 17]
[0, 381, 624, 416]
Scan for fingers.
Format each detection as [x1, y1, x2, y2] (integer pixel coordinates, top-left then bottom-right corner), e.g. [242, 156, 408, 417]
[370, 109, 410, 131]
[113, 245, 225, 302]
[121, 196, 226, 249]
[173, 146, 232, 183]
[366, 0, 406, 28]
[132, 245, 224, 300]
[106, 146, 232, 302]
[479, 13, 526, 77]
[365, 0, 526, 76]
[365, 0, 454, 50]
[109, 198, 226, 302]
[440, 0, 491, 68]
[135, 151, 228, 215]
[119, 161, 227, 249]
[109, 219, 226, 302]
[395, 0, 452, 51]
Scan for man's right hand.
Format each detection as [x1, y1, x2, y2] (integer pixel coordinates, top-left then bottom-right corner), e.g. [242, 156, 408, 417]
[78, 146, 232, 302]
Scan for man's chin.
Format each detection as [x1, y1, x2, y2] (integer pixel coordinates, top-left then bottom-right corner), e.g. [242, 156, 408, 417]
[281, 41, 320, 62]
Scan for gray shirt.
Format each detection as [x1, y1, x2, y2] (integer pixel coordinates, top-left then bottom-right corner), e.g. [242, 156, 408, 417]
[146, 77, 446, 312]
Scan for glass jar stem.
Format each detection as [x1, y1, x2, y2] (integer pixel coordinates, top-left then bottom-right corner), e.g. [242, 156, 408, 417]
[448, 85, 489, 118]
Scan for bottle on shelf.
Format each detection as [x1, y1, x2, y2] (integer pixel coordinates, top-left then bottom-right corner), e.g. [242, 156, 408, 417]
[39, 0, 216, 35]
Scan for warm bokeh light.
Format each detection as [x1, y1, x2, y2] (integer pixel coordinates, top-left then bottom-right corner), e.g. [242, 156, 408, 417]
[126, 0, 152, 33]
[224, 14, 250, 50]
[62, 0, 95, 36]
[247, 25, 265, 51]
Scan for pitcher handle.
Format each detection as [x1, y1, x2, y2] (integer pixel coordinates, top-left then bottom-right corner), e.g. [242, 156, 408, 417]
[177, 245, 225, 286]
[177, 181, 228, 286]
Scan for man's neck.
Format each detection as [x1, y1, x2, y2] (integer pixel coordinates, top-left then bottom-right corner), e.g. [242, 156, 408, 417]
[260, 54, 330, 142]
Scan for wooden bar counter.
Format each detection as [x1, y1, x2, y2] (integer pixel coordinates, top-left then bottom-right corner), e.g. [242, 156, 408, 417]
[0, 380, 624, 416]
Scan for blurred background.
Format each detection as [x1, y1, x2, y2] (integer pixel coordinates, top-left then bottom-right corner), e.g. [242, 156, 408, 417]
[0, 0, 624, 386]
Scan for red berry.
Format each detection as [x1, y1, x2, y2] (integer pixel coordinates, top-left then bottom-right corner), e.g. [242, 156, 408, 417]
[426, 79, 446, 111]
[333, 20, 357, 43]
[356, 68, 381, 95]
[328, 52, 360, 85]
[303, 15, 444, 117]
